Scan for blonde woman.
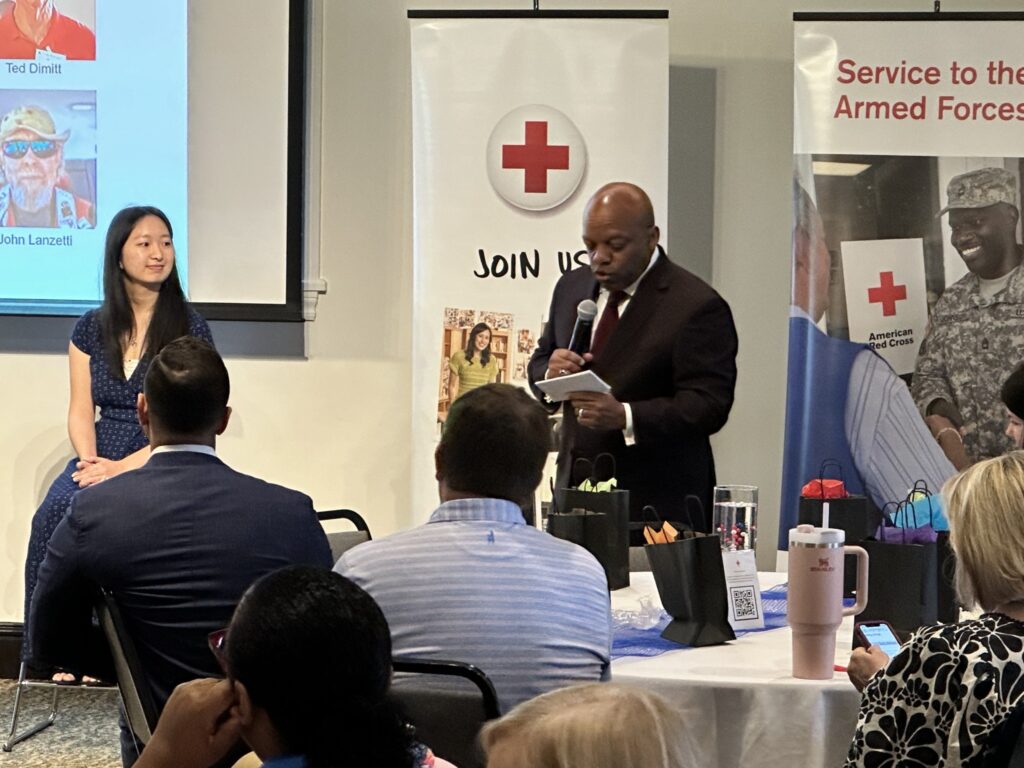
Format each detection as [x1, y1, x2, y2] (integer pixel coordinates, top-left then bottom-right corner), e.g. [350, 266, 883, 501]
[845, 451, 1024, 766]
[481, 684, 693, 768]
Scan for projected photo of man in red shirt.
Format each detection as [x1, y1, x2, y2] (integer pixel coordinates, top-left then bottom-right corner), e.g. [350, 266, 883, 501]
[0, 0, 95, 61]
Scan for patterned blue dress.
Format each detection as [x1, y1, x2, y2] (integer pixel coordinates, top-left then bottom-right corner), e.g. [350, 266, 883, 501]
[23, 307, 213, 638]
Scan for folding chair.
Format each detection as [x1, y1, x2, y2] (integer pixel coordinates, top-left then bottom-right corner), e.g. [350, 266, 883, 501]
[317, 509, 372, 564]
[390, 657, 500, 768]
[2, 661, 61, 751]
[3, 617, 119, 752]
[95, 588, 160, 745]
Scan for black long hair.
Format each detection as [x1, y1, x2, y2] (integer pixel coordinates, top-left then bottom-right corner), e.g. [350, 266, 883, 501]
[226, 567, 415, 768]
[464, 322, 492, 366]
[99, 206, 190, 380]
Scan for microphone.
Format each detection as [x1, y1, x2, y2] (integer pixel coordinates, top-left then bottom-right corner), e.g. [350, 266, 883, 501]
[568, 299, 598, 356]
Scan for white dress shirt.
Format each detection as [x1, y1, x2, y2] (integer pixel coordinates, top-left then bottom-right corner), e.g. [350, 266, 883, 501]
[150, 444, 217, 457]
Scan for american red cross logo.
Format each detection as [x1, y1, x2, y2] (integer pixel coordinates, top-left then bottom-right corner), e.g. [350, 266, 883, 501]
[501, 121, 569, 194]
[867, 271, 907, 317]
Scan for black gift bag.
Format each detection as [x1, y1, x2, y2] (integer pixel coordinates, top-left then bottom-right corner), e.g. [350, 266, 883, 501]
[936, 531, 958, 624]
[857, 536, 939, 633]
[797, 495, 880, 541]
[644, 535, 736, 647]
[900, 483, 959, 625]
[798, 494, 879, 598]
[797, 461, 881, 542]
[550, 488, 630, 590]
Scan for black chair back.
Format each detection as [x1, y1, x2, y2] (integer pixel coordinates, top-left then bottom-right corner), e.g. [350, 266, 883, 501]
[95, 589, 160, 744]
[317, 509, 372, 564]
[390, 658, 500, 768]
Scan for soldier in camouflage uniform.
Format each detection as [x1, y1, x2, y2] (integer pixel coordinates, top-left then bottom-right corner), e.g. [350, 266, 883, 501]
[913, 167, 1024, 462]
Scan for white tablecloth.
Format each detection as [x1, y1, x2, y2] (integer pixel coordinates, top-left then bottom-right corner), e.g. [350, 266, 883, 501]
[611, 572, 862, 768]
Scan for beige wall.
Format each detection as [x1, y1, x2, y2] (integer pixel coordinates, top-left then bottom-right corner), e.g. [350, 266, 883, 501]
[3, 0, 1020, 621]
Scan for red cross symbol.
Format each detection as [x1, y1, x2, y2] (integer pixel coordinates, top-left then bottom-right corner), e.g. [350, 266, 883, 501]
[501, 121, 569, 194]
[867, 271, 907, 317]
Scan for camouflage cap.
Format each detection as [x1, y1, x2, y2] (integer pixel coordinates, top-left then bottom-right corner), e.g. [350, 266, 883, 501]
[940, 167, 1019, 215]
[0, 105, 70, 143]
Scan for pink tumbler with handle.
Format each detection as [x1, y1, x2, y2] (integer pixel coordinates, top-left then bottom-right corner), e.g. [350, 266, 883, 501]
[787, 524, 869, 680]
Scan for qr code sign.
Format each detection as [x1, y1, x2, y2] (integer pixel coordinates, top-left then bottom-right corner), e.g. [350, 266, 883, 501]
[730, 586, 759, 620]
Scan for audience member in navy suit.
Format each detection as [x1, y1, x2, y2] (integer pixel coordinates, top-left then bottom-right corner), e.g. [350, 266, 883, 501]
[28, 337, 332, 766]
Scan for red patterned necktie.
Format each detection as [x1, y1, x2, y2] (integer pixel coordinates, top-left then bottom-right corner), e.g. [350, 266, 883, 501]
[590, 290, 627, 359]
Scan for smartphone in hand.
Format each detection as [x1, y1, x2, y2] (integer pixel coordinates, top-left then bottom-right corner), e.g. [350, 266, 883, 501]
[855, 620, 902, 657]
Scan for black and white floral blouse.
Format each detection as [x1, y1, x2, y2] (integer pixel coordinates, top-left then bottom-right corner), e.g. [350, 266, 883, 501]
[846, 614, 1024, 768]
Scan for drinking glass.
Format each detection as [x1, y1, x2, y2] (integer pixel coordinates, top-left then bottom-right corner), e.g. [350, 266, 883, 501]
[713, 484, 758, 552]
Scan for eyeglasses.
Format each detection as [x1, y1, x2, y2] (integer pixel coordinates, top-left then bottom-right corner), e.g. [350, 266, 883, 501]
[208, 627, 228, 673]
[2, 139, 59, 159]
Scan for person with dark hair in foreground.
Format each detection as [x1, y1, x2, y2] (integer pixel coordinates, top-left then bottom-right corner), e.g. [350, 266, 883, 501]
[29, 337, 331, 766]
[134, 567, 454, 768]
[336, 383, 611, 713]
[22, 205, 212, 680]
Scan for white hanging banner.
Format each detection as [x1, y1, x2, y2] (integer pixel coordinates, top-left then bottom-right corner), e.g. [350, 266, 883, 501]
[409, 14, 669, 516]
[782, 15, 1024, 545]
[795, 19, 1024, 157]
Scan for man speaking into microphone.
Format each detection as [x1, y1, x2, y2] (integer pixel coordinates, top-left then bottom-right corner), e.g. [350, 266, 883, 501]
[528, 182, 738, 532]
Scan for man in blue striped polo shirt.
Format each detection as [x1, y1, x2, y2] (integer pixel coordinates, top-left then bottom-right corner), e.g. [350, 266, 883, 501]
[336, 383, 611, 713]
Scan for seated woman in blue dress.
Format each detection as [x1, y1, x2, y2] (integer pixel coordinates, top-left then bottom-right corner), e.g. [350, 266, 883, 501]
[23, 205, 212, 677]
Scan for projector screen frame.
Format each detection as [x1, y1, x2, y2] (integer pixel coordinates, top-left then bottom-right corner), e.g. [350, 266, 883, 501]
[191, 0, 303, 321]
[193, 0, 306, 322]
[0, 0, 307, 323]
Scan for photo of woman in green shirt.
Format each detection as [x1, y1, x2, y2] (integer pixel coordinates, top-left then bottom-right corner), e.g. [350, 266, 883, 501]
[448, 322, 499, 400]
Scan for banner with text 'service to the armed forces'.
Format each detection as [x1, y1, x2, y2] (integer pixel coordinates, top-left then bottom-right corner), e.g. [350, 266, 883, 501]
[783, 16, 1024, 547]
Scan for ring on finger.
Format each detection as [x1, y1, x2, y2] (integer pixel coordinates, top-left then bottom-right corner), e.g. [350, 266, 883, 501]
[579, 408, 586, 419]
[559, 368, 569, 376]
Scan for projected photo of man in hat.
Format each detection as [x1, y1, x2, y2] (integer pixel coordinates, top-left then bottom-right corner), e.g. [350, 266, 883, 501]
[0, 104, 94, 229]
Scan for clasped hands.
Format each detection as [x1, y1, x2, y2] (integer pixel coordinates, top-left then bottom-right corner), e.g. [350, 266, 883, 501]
[135, 678, 243, 768]
[547, 349, 626, 431]
[71, 457, 124, 488]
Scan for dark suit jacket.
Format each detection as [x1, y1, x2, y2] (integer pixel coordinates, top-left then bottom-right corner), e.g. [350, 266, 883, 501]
[29, 450, 332, 710]
[528, 249, 738, 530]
